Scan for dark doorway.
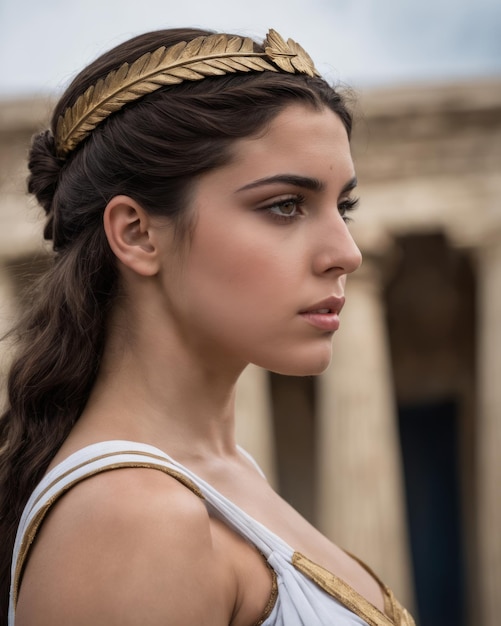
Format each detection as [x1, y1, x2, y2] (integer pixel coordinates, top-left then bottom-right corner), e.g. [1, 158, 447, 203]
[384, 232, 476, 626]
[399, 399, 465, 626]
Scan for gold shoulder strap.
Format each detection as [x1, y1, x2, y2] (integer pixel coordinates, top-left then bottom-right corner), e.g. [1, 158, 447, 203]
[12, 453, 203, 609]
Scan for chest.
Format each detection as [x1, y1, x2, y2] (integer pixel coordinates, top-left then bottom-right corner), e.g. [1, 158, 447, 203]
[203, 468, 386, 614]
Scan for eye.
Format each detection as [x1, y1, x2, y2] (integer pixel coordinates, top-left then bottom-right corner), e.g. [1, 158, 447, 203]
[338, 196, 359, 223]
[261, 194, 306, 223]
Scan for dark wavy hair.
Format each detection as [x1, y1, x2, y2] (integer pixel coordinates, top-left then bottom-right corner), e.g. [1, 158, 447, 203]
[0, 27, 353, 617]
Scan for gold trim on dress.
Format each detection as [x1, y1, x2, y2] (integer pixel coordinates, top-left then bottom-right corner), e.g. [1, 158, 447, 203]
[31, 449, 196, 509]
[252, 558, 278, 626]
[292, 552, 415, 626]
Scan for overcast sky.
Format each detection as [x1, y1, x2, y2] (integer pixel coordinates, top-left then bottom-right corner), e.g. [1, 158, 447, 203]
[1, 0, 500, 98]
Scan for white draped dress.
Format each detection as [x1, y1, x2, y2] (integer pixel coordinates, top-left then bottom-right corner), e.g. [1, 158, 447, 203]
[9, 440, 414, 626]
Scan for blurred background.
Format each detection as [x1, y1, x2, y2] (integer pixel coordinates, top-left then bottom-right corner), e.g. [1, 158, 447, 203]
[1, 1, 500, 625]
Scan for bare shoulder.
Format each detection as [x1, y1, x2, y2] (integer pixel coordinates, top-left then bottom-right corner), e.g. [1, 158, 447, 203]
[16, 467, 233, 626]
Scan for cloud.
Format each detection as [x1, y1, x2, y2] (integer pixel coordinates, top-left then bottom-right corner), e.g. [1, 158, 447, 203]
[1, 0, 500, 96]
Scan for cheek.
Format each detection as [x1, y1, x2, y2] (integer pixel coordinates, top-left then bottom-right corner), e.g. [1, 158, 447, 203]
[183, 225, 305, 340]
[190, 224, 292, 297]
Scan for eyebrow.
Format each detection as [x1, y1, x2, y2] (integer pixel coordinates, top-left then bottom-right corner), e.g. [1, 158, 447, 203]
[236, 174, 324, 193]
[235, 173, 358, 195]
[341, 176, 358, 194]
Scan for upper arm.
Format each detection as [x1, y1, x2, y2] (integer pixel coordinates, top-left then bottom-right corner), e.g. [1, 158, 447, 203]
[16, 468, 233, 626]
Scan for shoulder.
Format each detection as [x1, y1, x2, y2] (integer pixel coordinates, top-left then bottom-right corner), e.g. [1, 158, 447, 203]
[16, 467, 233, 626]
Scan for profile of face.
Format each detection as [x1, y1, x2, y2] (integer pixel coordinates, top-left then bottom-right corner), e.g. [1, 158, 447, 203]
[150, 104, 362, 377]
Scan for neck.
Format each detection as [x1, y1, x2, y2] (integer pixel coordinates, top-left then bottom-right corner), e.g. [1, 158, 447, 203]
[76, 294, 246, 464]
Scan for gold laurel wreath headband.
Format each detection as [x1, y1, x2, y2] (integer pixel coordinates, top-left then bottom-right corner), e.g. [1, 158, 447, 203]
[55, 29, 320, 157]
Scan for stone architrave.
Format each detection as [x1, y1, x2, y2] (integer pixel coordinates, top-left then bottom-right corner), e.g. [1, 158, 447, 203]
[476, 228, 501, 626]
[235, 364, 278, 488]
[316, 252, 414, 609]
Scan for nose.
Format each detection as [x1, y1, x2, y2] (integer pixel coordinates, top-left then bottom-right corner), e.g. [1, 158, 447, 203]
[312, 216, 362, 277]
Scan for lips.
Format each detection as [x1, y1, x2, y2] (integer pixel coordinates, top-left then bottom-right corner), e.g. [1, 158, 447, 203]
[299, 296, 345, 332]
[300, 296, 345, 316]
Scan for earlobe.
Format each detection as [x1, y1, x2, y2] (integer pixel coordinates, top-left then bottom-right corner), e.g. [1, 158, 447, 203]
[103, 195, 160, 276]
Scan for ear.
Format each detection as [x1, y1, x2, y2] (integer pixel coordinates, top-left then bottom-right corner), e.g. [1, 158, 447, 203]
[103, 195, 161, 277]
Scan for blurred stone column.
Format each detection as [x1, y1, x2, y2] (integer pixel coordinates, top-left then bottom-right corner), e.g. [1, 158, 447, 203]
[475, 226, 501, 626]
[316, 240, 413, 609]
[235, 364, 277, 488]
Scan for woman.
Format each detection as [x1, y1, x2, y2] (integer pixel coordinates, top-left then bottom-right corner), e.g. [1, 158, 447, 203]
[0, 28, 414, 625]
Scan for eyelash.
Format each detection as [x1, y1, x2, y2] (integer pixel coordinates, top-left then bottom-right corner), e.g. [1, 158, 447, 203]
[338, 196, 360, 224]
[261, 194, 360, 224]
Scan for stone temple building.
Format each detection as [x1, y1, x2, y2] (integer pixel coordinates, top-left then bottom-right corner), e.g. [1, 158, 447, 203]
[1, 78, 500, 626]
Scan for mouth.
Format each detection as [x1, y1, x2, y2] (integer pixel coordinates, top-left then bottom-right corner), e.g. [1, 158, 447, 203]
[307, 307, 335, 314]
[300, 296, 345, 316]
[299, 296, 345, 332]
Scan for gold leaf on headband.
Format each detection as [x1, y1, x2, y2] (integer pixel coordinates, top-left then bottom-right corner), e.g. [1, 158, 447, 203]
[264, 29, 319, 78]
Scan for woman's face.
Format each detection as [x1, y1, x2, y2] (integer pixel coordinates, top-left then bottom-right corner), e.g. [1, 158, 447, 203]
[158, 104, 362, 376]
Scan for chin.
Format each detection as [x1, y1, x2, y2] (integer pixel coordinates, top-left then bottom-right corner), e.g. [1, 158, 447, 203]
[277, 361, 331, 377]
[262, 347, 333, 377]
